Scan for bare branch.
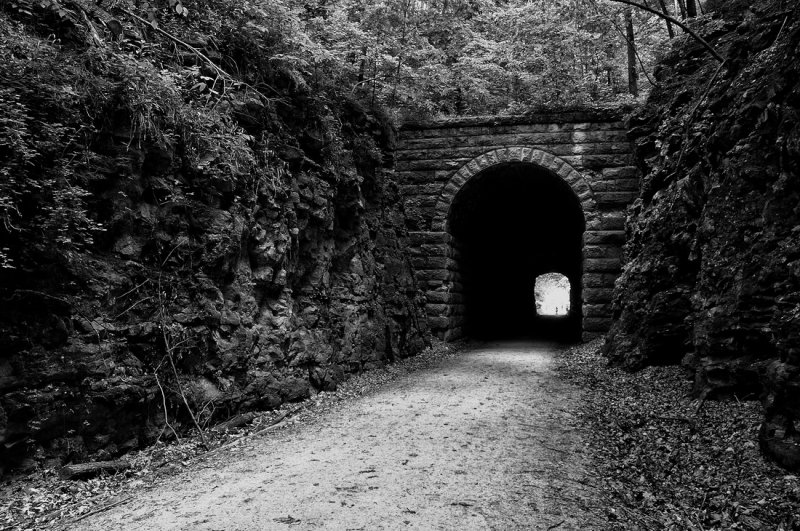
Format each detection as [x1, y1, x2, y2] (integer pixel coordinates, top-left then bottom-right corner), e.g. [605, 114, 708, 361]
[153, 361, 181, 443]
[80, 9, 105, 47]
[156, 242, 209, 450]
[583, 0, 657, 87]
[118, 8, 276, 101]
[166, 344, 209, 449]
[606, 0, 725, 62]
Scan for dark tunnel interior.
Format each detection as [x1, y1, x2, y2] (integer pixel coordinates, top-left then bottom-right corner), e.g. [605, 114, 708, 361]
[448, 162, 584, 342]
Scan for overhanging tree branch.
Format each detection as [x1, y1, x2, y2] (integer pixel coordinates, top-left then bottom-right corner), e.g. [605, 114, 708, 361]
[606, 0, 725, 62]
[119, 7, 278, 101]
[583, 0, 656, 87]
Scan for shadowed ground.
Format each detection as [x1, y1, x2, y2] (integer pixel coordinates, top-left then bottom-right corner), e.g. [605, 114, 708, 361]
[73, 341, 603, 530]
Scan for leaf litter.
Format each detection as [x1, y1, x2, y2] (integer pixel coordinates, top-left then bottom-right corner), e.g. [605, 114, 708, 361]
[557, 339, 800, 530]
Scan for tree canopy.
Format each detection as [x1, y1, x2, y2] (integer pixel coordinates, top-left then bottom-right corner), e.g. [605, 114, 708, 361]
[296, 0, 672, 119]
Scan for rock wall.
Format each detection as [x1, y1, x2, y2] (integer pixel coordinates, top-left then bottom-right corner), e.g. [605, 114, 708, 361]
[0, 45, 429, 472]
[604, 1, 800, 470]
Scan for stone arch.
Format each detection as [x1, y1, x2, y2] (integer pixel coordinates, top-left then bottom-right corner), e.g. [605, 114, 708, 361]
[426, 146, 602, 342]
[430, 147, 597, 232]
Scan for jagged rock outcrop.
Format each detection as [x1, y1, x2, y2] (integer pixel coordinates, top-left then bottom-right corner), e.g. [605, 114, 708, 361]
[0, 17, 429, 472]
[605, 1, 800, 470]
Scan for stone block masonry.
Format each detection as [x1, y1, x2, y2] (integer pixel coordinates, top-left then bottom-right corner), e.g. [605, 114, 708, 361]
[395, 110, 638, 341]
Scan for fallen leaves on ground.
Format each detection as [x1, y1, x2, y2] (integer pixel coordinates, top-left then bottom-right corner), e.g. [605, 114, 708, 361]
[0, 341, 456, 531]
[557, 340, 800, 530]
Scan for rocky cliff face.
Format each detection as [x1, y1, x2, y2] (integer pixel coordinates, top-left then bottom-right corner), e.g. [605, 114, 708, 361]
[0, 18, 428, 472]
[605, 1, 800, 470]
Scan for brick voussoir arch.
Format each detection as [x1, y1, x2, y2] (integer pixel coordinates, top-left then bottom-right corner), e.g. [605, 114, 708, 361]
[430, 147, 597, 232]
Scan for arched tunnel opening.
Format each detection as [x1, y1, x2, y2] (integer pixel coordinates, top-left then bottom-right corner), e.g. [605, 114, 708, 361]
[448, 162, 585, 342]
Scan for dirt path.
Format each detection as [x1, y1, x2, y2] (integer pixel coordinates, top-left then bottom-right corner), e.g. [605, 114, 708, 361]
[73, 341, 603, 530]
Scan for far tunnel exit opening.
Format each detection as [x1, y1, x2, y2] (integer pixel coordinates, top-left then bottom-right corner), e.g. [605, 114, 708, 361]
[448, 162, 584, 342]
[535, 273, 571, 316]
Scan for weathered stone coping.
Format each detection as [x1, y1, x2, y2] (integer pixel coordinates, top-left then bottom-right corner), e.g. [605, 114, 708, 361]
[400, 107, 635, 131]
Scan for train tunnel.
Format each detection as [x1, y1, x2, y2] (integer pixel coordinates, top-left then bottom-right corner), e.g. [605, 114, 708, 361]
[448, 162, 584, 342]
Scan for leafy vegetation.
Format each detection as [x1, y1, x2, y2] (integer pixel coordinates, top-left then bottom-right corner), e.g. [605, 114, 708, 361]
[0, 0, 317, 270]
[301, 0, 670, 117]
[0, 34, 107, 267]
[0, 0, 679, 268]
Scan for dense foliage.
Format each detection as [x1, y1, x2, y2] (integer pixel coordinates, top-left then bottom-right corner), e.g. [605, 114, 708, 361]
[301, 0, 669, 117]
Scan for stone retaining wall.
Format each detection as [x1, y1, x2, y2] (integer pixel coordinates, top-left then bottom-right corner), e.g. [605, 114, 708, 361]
[395, 111, 638, 341]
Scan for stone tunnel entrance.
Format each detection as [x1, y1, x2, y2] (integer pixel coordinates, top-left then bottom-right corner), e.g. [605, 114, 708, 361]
[396, 115, 637, 342]
[448, 162, 584, 342]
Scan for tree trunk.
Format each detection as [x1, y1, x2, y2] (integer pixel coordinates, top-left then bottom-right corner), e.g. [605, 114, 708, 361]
[658, 0, 676, 38]
[625, 8, 639, 97]
[677, 0, 687, 19]
[455, 86, 465, 115]
[686, 0, 697, 17]
[357, 46, 367, 85]
[371, 40, 378, 106]
[391, 4, 409, 108]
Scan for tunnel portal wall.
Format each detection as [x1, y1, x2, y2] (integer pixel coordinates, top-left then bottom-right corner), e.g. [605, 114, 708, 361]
[396, 111, 638, 342]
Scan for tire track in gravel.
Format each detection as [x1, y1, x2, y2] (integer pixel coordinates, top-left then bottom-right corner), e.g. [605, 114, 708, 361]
[73, 341, 603, 530]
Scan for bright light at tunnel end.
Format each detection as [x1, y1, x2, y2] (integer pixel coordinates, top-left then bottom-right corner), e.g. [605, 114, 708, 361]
[535, 273, 571, 317]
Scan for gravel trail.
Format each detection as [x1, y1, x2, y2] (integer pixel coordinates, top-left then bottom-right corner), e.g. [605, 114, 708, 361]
[73, 341, 603, 530]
